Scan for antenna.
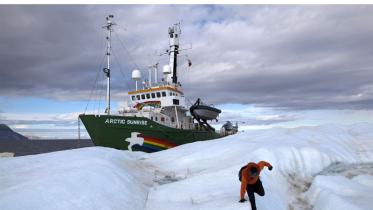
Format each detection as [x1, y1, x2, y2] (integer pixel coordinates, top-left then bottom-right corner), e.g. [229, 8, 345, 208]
[154, 62, 159, 84]
[148, 66, 152, 87]
[148, 62, 159, 85]
[102, 14, 116, 115]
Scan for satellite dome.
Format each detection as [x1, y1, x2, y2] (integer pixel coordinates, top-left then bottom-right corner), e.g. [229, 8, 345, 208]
[163, 65, 171, 74]
[132, 69, 141, 80]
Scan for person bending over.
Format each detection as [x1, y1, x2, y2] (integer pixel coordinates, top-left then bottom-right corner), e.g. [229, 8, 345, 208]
[238, 161, 273, 210]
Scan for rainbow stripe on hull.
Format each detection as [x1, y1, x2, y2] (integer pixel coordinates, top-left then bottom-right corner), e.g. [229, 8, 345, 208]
[140, 135, 177, 152]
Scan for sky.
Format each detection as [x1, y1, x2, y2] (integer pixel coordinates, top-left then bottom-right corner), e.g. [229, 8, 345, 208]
[1, 5, 373, 139]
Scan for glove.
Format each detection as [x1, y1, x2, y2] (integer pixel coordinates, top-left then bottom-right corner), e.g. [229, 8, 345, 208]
[239, 198, 247, 203]
[269, 166, 273, 171]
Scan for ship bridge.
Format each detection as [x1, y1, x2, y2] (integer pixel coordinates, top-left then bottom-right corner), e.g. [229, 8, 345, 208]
[128, 85, 186, 109]
[123, 85, 192, 130]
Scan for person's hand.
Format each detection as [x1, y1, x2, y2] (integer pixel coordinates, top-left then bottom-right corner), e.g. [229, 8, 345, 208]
[269, 166, 273, 171]
[239, 198, 247, 203]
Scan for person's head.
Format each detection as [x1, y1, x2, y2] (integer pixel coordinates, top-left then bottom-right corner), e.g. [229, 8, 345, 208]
[249, 167, 258, 177]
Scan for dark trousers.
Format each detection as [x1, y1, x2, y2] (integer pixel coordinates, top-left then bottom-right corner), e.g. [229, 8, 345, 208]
[246, 179, 265, 210]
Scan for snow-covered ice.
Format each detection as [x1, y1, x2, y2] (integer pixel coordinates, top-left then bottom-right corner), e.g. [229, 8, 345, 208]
[1, 123, 373, 210]
[0, 148, 152, 210]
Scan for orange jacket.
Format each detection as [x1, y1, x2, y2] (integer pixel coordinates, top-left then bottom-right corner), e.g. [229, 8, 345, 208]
[240, 161, 272, 200]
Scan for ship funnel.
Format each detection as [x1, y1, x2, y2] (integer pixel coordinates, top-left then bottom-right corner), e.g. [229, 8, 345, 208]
[132, 69, 141, 90]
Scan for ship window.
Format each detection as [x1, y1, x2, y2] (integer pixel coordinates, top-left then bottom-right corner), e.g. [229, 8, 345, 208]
[169, 92, 172, 96]
[141, 94, 145, 99]
[155, 116, 158, 121]
[151, 93, 155, 98]
[161, 117, 165, 122]
[131, 96, 136, 101]
[136, 95, 140, 100]
[171, 117, 175, 122]
[162, 92, 166, 97]
[156, 92, 161, 98]
[146, 93, 150, 99]
[173, 99, 179, 105]
[151, 116, 153, 120]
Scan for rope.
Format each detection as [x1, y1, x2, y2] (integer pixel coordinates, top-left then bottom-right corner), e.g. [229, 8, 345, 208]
[112, 48, 132, 90]
[113, 31, 140, 70]
[84, 53, 106, 114]
[186, 97, 195, 107]
[97, 73, 105, 115]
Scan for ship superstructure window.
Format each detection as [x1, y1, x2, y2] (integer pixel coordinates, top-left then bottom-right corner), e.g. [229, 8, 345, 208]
[162, 92, 166, 97]
[136, 95, 140, 100]
[131, 96, 136, 101]
[171, 117, 175, 122]
[169, 92, 172, 96]
[156, 92, 161, 98]
[155, 116, 158, 121]
[173, 99, 179, 105]
[151, 93, 155, 98]
[141, 94, 145, 99]
[146, 93, 150, 99]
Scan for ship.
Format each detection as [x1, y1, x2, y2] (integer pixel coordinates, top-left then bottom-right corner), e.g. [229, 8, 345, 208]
[79, 15, 237, 152]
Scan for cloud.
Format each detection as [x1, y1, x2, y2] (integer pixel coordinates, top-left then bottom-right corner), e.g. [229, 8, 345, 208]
[0, 112, 84, 127]
[180, 5, 373, 110]
[0, 5, 373, 110]
[210, 104, 299, 127]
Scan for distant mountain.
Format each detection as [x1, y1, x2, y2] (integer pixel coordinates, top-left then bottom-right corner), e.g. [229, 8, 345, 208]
[0, 124, 28, 140]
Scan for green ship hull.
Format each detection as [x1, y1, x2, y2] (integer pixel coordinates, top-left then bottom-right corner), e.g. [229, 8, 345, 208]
[79, 114, 222, 152]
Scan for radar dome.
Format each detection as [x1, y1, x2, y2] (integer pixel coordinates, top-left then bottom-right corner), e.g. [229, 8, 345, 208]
[132, 69, 141, 80]
[163, 65, 171, 74]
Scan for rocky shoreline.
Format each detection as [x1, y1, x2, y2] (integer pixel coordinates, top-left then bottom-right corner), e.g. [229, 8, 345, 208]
[0, 139, 94, 157]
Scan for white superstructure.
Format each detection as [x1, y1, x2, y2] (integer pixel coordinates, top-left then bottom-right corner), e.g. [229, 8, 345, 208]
[119, 23, 194, 130]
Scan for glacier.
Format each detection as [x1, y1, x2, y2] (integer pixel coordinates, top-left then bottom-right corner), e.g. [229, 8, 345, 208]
[1, 123, 373, 210]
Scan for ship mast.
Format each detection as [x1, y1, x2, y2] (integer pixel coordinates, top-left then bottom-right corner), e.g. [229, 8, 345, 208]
[103, 15, 115, 115]
[167, 23, 181, 85]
